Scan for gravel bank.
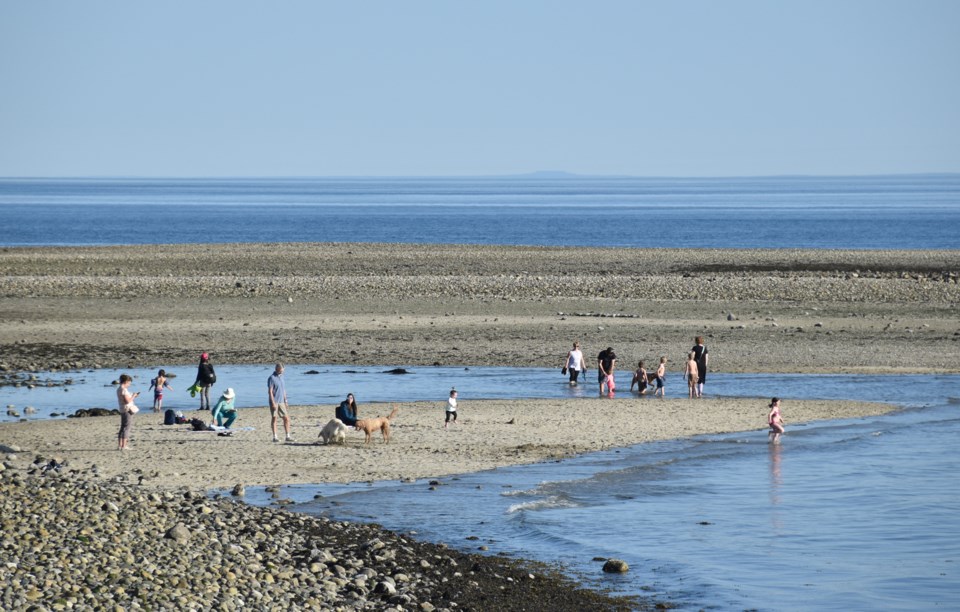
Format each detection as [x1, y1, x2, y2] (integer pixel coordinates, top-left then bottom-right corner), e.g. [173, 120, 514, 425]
[1, 466, 642, 611]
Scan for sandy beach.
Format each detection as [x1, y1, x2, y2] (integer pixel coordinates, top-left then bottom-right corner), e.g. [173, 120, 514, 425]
[1, 397, 894, 490]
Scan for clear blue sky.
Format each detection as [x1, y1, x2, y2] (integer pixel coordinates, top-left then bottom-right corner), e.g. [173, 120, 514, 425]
[2, 1, 958, 177]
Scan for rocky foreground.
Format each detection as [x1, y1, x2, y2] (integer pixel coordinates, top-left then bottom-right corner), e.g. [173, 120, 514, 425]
[1, 459, 646, 611]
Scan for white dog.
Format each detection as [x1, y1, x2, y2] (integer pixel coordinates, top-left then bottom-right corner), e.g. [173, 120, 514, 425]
[318, 418, 348, 445]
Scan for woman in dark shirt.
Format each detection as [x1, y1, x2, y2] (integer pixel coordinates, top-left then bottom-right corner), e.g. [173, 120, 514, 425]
[336, 393, 359, 426]
[195, 352, 216, 411]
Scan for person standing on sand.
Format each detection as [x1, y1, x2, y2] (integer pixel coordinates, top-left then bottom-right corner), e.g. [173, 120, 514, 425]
[692, 336, 709, 397]
[768, 397, 785, 444]
[195, 353, 216, 412]
[597, 347, 616, 396]
[684, 352, 699, 399]
[149, 369, 173, 412]
[116, 374, 140, 451]
[654, 356, 667, 397]
[268, 363, 292, 443]
[445, 388, 458, 429]
[563, 341, 586, 386]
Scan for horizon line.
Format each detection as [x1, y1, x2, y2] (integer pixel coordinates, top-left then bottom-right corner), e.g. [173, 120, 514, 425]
[1, 171, 959, 181]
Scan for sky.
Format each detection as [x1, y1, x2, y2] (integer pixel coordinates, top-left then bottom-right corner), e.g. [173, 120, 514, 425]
[1, 1, 958, 177]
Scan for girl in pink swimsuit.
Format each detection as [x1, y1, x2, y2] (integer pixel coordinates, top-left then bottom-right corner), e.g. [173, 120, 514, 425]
[768, 397, 785, 444]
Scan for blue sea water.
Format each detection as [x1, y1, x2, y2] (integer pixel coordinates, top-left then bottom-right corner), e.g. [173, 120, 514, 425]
[2, 174, 959, 248]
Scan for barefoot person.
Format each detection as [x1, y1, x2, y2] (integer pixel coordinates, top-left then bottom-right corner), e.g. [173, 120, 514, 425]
[654, 356, 667, 397]
[116, 374, 140, 451]
[149, 369, 173, 413]
[194, 353, 216, 412]
[562, 341, 586, 386]
[268, 363, 292, 443]
[692, 336, 709, 397]
[597, 347, 617, 396]
[684, 352, 700, 399]
[630, 360, 649, 394]
[768, 397, 785, 444]
[444, 388, 458, 429]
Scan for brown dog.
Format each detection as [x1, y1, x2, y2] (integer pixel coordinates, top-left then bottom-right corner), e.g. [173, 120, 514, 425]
[355, 405, 399, 444]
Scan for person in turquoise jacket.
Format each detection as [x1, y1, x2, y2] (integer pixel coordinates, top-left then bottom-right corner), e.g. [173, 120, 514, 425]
[211, 388, 237, 429]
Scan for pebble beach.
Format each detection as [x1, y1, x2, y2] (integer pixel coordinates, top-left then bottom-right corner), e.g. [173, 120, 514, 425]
[2, 242, 958, 610]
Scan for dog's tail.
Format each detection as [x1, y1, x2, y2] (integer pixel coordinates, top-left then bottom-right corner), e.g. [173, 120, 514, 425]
[386, 405, 399, 421]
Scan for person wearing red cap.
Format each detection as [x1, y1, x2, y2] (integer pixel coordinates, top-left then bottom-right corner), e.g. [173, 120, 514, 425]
[195, 352, 217, 411]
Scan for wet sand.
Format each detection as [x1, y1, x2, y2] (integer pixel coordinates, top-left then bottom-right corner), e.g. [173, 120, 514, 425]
[1, 243, 958, 376]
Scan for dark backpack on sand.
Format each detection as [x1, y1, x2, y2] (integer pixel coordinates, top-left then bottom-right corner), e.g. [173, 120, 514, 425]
[164, 409, 176, 426]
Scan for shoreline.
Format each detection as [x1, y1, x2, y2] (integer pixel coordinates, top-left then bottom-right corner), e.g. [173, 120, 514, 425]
[1, 396, 897, 489]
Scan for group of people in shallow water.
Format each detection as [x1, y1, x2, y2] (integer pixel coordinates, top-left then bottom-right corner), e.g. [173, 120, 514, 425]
[563, 336, 710, 399]
[562, 337, 785, 443]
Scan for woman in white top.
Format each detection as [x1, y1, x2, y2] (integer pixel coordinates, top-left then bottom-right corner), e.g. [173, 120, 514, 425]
[563, 341, 586, 386]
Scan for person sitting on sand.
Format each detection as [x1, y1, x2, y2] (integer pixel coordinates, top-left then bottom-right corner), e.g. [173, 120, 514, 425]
[211, 388, 237, 429]
[336, 393, 359, 427]
[630, 361, 649, 394]
[768, 397, 785, 444]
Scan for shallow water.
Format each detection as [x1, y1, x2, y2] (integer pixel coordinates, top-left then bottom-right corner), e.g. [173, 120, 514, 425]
[239, 374, 960, 611]
[0, 363, 632, 422]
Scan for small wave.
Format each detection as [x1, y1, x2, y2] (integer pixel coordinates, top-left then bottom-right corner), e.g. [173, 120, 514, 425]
[506, 495, 580, 514]
[947, 396, 960, 405]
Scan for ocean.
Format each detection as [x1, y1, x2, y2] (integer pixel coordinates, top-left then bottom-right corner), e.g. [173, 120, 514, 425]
[1, 174, 959, 249]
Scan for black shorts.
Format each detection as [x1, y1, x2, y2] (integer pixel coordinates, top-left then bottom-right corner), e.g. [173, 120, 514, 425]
[445, 411, 457, 423]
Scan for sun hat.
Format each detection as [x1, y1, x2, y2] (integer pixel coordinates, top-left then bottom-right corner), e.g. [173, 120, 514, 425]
[223, 388, 235, 400]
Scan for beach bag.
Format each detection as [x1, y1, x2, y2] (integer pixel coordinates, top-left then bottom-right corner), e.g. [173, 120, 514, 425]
[164, 409, 176, 425]
[189, 418, 208, 431]
[125, 403, 139, 414]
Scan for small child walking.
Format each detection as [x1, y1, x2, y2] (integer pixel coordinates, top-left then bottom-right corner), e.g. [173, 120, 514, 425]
[684, 352, 700, 399]
[444, 388, 458, 429]
[149, 369, 173, 412]
[654, 356, 667, 397]
[768, 397, 785, 444]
